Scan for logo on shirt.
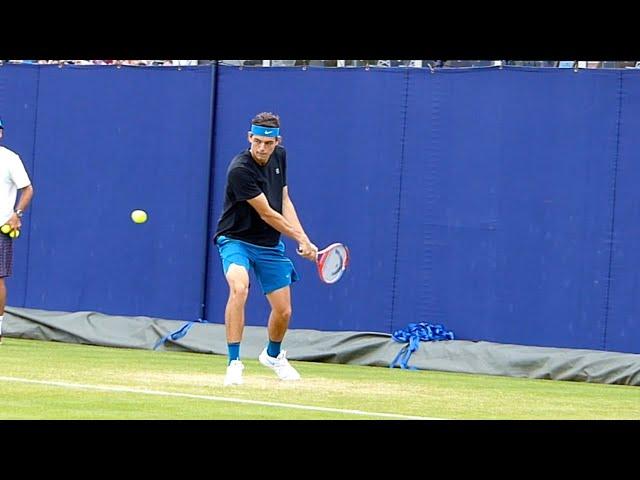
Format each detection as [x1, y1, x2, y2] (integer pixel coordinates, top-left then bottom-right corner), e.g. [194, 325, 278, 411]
[275, 168, 280, 174]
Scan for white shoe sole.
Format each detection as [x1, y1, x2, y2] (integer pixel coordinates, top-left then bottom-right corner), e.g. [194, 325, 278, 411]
[259, 355, 300, 381]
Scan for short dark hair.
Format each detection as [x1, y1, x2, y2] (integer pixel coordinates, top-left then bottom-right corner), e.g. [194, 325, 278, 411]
[251, 112, 280, 128]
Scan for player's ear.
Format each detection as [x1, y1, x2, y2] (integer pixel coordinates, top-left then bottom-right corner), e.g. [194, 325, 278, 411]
[276, 135, 282, 145]
[247, 132, 253, 143]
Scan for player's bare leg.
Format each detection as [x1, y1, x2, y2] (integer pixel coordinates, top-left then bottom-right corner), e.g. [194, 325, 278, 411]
[258, 286, 300, 380]
[0, 278, 6, 343]
[224, 264, 250, 343]
[265, 285, 292, 342]
[223, 264, 250, 385]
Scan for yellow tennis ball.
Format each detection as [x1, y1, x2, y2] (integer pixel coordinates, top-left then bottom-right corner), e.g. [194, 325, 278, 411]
[0, 224, 11, 234]
[131, 209, 148, 224]
[9, 229, 20, 238]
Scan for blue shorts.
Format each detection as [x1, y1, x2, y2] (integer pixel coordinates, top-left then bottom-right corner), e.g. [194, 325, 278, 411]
[215, 235, 299, 294]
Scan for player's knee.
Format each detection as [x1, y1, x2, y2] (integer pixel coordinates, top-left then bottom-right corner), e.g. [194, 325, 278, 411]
[229, 282, 249, 301]
[274, 306, 292, 321]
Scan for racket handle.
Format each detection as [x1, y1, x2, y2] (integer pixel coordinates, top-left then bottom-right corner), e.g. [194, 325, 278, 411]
[297, 247, 319, 260]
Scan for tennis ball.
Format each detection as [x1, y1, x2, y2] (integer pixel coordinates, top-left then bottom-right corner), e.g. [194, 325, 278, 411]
[9, 229, 20, 239]
[0, 224, 11, 234]
[131, 209, 148, 224]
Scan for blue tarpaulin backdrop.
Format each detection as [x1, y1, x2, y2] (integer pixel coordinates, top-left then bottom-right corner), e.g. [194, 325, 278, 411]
[0, 64, 638, 353]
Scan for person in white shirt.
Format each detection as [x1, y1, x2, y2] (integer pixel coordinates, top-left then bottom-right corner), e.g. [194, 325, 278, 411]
[0, 118, 34, 344]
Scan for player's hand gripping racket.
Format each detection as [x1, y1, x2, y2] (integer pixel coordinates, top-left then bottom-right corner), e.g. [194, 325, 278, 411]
[298, 243, 350, 284]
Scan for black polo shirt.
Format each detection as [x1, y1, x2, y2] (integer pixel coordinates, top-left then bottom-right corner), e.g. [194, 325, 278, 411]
[215, 145, 287, 247]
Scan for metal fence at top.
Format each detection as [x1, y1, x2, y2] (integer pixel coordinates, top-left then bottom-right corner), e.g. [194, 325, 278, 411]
[218, 60, 640, 69]
[3, 60, 639, 69]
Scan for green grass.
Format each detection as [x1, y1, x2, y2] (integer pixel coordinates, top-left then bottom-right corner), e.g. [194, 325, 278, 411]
[0, 337, 638, 419]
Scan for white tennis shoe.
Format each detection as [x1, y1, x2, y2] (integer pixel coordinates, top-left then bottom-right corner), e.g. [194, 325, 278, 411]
[259, 348, 301, 381]
[224, 359, 245, 386]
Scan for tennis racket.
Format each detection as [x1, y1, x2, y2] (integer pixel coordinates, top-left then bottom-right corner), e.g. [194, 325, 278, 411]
[299, 242, 350, 284]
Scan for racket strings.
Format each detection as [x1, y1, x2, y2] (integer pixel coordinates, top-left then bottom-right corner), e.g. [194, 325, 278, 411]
[318, 245, 349, 283]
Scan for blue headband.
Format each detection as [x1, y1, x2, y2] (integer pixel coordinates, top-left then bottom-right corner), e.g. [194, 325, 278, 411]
[251, 124, 279, 137]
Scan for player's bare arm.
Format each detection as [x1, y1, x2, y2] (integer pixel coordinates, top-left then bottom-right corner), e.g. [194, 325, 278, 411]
[7, 184, 34, 230]
[246, 193, 315, 260]
[282, 186, 317, 258]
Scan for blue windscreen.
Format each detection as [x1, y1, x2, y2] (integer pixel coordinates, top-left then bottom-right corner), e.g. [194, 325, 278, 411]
[2, 64, 640, 353]
[0, 64, 40, 306]
[22, 65, 213, 320]
[206, 67, 407, 332]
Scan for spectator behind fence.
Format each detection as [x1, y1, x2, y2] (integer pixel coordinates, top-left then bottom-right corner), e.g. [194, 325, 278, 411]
[0, 118, 34, 344]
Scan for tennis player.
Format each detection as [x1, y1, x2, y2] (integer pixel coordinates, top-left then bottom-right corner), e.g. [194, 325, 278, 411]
[214, 112, 317, 385]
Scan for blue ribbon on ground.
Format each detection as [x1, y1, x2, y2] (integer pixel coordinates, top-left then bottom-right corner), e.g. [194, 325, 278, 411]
[390, 322, 454, 369]
[153, 320, 198, 350]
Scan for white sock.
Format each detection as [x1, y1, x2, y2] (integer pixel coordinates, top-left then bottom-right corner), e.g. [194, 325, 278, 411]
[0, 315, 3, 335]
